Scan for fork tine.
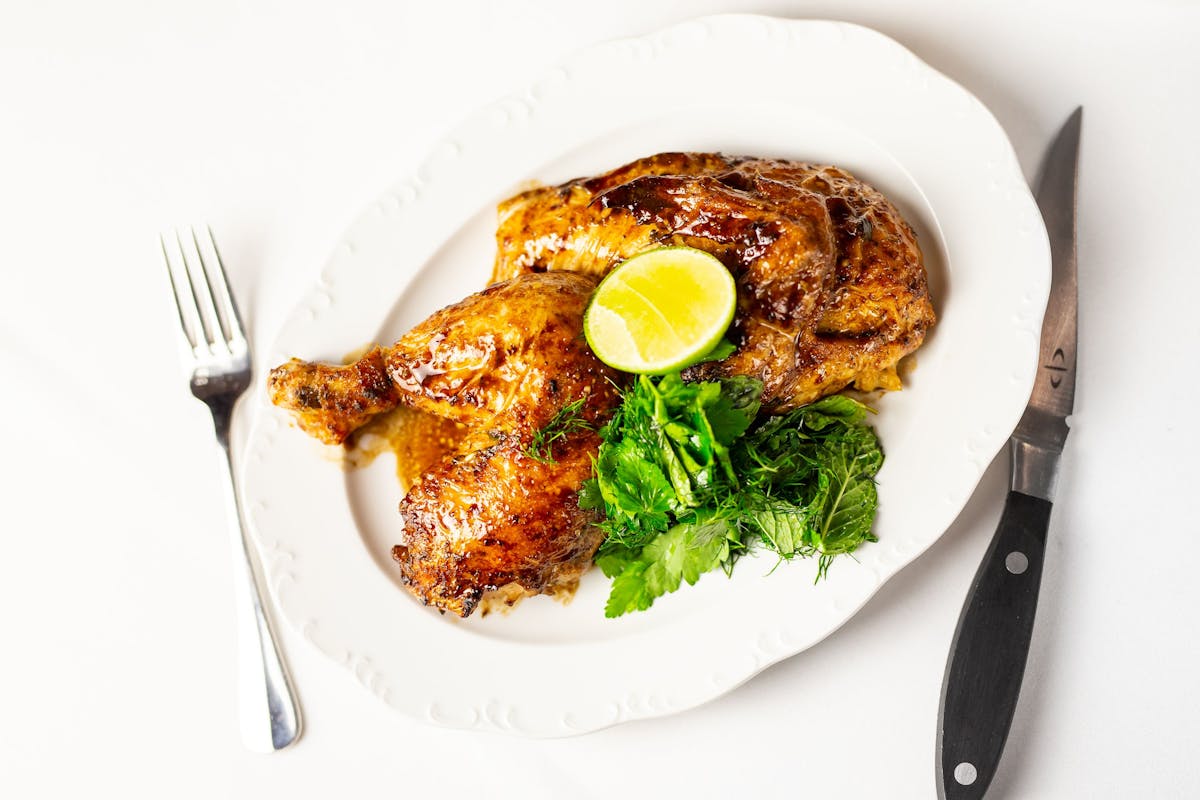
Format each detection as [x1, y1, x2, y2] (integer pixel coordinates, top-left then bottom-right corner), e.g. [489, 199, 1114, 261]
[161, 233, 201, 351]
[197, 226, 247, 346]
[191, 227, 234, 345]
[175, 228, 221, 350]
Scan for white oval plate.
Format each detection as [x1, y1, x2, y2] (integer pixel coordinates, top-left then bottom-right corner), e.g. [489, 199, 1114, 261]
[242, 15, 1049, 738]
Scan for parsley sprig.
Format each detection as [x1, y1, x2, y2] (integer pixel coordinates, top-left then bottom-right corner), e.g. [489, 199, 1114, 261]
[580, 374, 884, 617]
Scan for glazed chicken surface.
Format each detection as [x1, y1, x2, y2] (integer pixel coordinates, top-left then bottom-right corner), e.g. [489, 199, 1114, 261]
[269, 152, 934, 617]
[494, 152, 935, 409]
[270, 272, 621, 616]
[396, 429, 605, 617]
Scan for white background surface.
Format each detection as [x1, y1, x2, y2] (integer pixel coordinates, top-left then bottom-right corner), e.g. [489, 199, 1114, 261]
[1, 1, 1197, 798]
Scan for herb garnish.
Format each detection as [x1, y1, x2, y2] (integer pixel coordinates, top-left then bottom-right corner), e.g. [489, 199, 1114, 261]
[580, 374, 883, 617]
[525, 397, 594, 464]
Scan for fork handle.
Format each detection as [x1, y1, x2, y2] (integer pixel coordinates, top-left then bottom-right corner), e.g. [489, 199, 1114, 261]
[212, 408, 302, 751]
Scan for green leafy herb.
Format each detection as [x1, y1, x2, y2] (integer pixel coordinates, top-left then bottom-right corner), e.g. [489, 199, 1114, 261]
[583, 373, 761, 558]
[587, 375, 884, 617]
[734, 395, 883, 579]
[603, 513, 739, 617]
[525, 397, 594, 464]
[689, 336, 737, 365]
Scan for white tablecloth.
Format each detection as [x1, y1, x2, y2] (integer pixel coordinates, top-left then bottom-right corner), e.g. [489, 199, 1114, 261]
[2, 2, 1197, 797]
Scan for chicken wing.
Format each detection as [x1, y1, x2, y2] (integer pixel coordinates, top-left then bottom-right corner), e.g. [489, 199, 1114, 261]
[268, 271, 618, 443]
[266, 347, 400, 445]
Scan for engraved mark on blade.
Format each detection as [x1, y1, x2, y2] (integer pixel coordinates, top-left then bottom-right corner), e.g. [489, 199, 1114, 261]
[1044, 347, 1068, 388]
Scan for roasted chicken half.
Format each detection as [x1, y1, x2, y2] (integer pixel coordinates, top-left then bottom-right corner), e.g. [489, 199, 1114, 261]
[269, 151, 934, 618]
[269, 272, 621, 616]
[494, 152, 936, 409]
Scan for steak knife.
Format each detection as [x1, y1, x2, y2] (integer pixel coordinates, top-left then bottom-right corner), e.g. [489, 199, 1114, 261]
[936, 106, 1082, 799]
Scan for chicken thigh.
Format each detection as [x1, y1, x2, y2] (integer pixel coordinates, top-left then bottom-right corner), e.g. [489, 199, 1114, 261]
[269, 272, 620, 616]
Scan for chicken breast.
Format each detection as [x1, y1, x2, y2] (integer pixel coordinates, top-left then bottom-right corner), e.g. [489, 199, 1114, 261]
[493, 152, 935, 410]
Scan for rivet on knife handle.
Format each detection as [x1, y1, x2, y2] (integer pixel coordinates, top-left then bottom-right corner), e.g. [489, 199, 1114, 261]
[936, 490, 1051, 799]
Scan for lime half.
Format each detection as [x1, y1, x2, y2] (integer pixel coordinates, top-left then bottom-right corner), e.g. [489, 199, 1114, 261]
[584, 247, 736, 374]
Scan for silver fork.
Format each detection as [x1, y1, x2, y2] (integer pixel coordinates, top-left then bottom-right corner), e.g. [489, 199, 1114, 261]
[161, 227, 302, 751]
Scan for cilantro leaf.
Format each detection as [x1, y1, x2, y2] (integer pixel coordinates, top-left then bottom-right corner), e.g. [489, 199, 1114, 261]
[705, 375, 762, 445]
[610, 440, 674, 519]
[603, 515, 738, 618]
[594, 544, 640, 579]
[688, 336, 737, 365]
[578, 478, 603, 511]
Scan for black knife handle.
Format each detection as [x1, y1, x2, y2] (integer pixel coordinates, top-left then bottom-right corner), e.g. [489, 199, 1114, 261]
[937, 491, 1052, 799]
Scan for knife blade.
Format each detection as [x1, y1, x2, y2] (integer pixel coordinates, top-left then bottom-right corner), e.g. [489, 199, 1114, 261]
[936, 106, 1082, 800]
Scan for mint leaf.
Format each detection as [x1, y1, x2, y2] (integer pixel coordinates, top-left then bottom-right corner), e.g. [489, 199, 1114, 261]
[731, 392, 882, 577]
[808, 433, 882, 558]
[798, 394, 870, 430]
[747, 501, 812, 556]
[816, 476, 878, 554]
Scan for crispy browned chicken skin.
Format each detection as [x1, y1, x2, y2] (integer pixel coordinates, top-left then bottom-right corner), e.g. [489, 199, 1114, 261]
[268, 272, 618, 443]
[269, 272, 620, 616]
[269, 152, 934, 617]
[396, 429, 605, 617]
[494, 152, 935, 409]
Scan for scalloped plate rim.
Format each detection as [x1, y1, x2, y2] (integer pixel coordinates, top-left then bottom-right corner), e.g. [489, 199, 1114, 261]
[241, 14, 1050, 738]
